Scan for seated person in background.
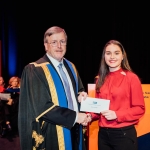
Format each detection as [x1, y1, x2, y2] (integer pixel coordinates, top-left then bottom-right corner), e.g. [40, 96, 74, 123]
[4, 76, 20, 132]
[0, 76, 9, 137]
[0, 76, 20, 137]
[0, 76, 6, 92]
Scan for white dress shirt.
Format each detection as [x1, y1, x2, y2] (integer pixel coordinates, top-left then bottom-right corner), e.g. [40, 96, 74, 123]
[46, 53, 79, 113]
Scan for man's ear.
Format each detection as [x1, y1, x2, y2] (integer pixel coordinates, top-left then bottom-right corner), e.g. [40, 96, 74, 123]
[44, 43, 48, 50]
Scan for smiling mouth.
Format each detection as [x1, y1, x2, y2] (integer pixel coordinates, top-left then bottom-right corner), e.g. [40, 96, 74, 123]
[109, 60, 116, 63]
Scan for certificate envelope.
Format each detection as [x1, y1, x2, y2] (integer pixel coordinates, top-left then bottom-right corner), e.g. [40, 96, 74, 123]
[0, 93, 11, 100]
[80, 97, 110, 113]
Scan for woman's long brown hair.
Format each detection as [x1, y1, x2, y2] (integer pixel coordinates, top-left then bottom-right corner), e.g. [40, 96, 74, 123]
[96, 40, 132, 92]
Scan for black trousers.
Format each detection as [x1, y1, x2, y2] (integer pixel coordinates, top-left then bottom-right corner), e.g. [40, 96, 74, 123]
[98, 125, 138, 150]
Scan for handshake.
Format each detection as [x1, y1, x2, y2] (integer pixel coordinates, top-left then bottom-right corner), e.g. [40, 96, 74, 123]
[76, 91, 92, 126]
[76, 112, 92, 126]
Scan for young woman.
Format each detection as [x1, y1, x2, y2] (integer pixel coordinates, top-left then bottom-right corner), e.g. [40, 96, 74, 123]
[87, 40, 145, 150]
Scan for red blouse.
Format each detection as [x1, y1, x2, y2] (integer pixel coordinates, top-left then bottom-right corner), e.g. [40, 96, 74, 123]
[91, 68, 145, 128]
[0, 86, 5, 92]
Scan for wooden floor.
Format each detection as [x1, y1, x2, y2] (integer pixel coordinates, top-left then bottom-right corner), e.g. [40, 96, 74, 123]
[0, 129, 20, 150]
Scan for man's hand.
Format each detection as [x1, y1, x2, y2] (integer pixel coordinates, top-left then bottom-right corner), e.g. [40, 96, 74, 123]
[78, 91, 88, 103]
[76, 113, 92, 126]
[76, 112, 88, 124]
[81, 113, 92, 126]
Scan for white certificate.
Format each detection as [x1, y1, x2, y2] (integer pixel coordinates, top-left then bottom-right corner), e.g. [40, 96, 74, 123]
[80, 97, 110, 113]
[0, 93, 11, 100]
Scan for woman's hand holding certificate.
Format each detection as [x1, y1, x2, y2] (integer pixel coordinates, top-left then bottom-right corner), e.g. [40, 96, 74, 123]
[0, 93, 11, 100]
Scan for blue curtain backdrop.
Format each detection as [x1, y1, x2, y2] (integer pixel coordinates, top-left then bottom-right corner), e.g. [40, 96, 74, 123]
[0, 2, 22, 83]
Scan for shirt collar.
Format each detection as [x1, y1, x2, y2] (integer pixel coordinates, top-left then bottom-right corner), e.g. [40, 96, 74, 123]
[46, 53, 64, 68]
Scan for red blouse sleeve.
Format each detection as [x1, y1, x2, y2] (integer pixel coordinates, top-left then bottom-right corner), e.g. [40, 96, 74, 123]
[116, 74, 145, 123]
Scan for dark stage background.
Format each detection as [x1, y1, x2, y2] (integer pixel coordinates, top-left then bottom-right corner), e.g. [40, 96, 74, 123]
[0, 1, 150, 91]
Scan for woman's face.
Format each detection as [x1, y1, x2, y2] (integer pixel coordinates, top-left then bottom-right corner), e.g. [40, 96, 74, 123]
[0, 77, 4, 86]
[105, 44, 123, 72]
[11, 78, 19, 87]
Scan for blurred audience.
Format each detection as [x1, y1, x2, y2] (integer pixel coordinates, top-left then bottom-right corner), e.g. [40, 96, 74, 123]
[0, 76, 6, 92]
[0, 76, 20, 138]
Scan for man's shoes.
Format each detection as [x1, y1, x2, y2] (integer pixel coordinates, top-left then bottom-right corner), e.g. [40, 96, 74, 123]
[6, 124, 12, 131]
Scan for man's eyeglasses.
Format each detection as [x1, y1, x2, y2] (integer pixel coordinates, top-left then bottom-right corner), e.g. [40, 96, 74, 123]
[47, 40, 67, 47]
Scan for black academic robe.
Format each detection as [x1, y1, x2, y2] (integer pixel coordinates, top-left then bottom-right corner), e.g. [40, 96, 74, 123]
[18, 55, 86, 150]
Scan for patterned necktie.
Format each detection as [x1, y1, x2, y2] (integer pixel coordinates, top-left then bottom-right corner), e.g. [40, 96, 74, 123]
[58, 63, 74, 110]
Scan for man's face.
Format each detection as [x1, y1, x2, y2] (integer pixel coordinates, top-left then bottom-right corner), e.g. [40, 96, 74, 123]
[44, 32, 67, 62]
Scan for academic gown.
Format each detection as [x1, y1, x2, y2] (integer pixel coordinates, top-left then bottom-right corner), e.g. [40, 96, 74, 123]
[18, 55, 86, 150]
